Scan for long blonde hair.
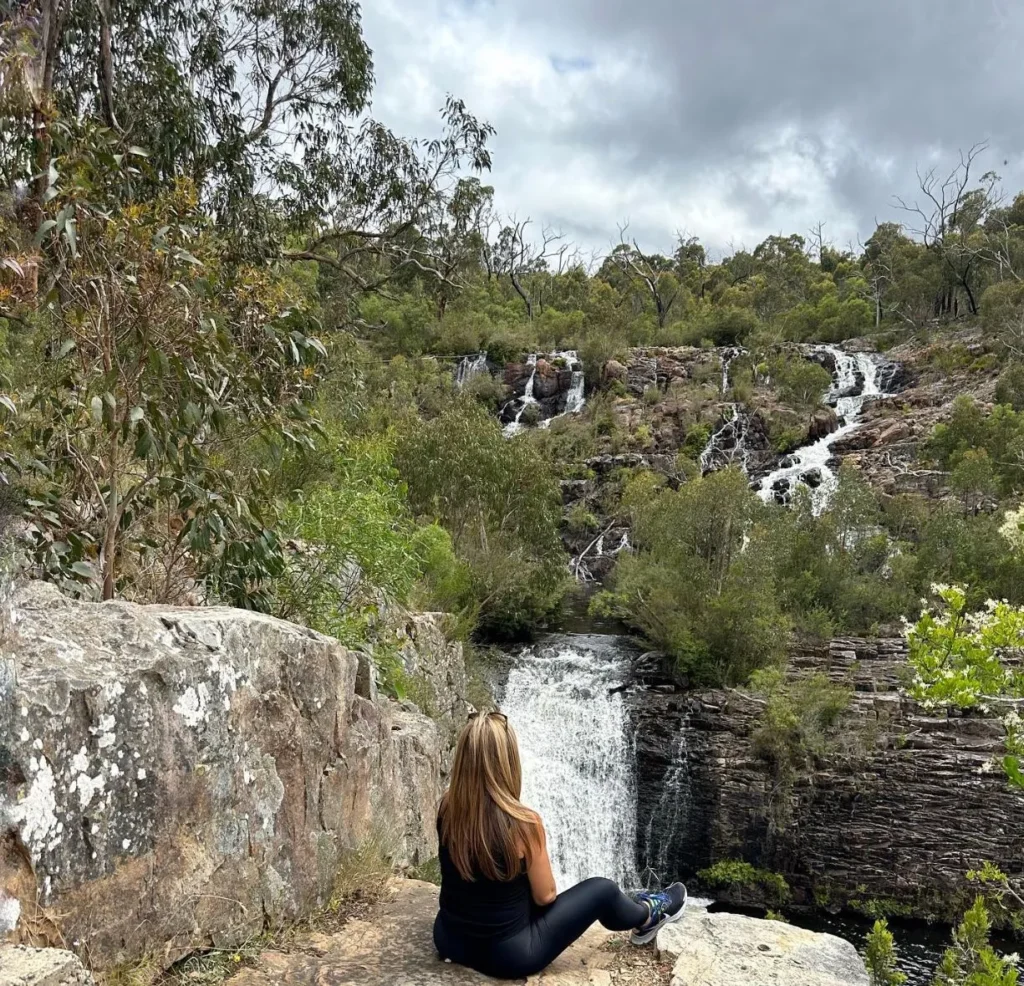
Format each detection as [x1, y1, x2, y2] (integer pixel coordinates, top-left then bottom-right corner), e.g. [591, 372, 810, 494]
[439, 711, 540, 882]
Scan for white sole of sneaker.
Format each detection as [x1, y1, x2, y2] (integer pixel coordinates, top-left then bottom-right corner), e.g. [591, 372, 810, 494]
[629, 893, 688, 946]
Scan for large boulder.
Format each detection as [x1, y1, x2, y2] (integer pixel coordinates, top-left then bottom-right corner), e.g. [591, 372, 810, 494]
[808, 407, 839, 441]
[0, 583, 452, 973]
[657, 910, 869, 986]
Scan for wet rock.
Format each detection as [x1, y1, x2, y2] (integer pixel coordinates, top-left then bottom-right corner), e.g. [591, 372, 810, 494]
[0, 583, 460, 973]
[807, 349, 839, 376]
[503, 362, 534, 395]
[802, 468, 824, 488]
[658, 911, 869, 986]
[808, 407, 839, 441]
[532, 359, 561, 399]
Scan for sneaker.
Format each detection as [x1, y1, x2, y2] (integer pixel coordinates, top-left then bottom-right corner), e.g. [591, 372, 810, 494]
[629, 882, 687, 945]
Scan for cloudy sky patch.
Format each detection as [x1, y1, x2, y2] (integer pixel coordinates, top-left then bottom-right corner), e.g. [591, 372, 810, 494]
[361, 0, 1024, 258]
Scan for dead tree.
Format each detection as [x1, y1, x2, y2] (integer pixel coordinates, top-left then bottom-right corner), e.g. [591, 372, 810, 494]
[612, 224, 681, 329]
[894, 142, 997, 317]
[493, 218, 565, 320]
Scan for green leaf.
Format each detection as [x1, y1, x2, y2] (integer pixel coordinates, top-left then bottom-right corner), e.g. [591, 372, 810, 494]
[70, 561, 98, 580]
[0, 396, 16, 415]
[129, 406, 145, 427]
[128, 146, 150, 157]
[58, 339, 77, 359]
[90, 396, 103, 424]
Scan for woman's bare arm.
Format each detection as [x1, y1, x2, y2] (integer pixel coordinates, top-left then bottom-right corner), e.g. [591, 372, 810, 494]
[525, 819, 557, 907]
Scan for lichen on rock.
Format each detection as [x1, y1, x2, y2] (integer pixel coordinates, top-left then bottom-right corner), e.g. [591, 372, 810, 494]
[0, 582, 459, 974]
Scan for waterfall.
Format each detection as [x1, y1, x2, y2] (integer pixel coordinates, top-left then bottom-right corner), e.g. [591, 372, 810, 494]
[720, 346, 745, 396]
[501, 637, 638, 890]
[455, 352, 489, 389]
[699, 404, 750, 475]
[640, 729, 692, 888]
[503, 355, 538, 437]
[538, 351, 586, 429]
[563, 350, 586, 414]
[507, 351, 587, 435]
[757, 346, 888, 512]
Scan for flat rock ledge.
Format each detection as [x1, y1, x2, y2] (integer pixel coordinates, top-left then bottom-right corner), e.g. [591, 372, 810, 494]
[230, 880, 867, 986]
[657, 910, 869, 986]
[0, 945, 95, 986]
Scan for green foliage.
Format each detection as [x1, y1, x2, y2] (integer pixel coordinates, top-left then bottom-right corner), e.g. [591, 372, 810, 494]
[907, 585, 1024, 790]
[598, 469, 790, 685]
[966, 863, 1024, 934]
[395, 400, 568, 635]
[3, 147, 322, 607]
[907, 585, 1024, 711]
[747, 666, 853, 830]
[932, 897, 1019, 986]
[928, 398, 1024, 496]
[771, 357, 832, 412]
[995, 363, 1024, 411]
[864, 919, 908, 986]
[273, 434, 426, 646]
[697, 859, 792, 906]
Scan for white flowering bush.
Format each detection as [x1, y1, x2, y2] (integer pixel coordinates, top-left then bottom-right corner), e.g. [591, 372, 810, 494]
[907, 584, 1024, 790]
[1000, 506, 1024, 555]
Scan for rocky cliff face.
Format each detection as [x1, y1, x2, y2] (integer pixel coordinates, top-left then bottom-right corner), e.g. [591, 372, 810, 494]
[0, 583, 464, 973]
[630, 637, 1024, 918]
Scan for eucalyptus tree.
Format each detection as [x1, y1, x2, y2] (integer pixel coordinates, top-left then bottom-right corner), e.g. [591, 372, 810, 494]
[0, 0, 495, 297]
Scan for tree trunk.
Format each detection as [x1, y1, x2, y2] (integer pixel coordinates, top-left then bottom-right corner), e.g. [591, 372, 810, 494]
[97, 0, 118, 129]
[510, 273, 532, 320]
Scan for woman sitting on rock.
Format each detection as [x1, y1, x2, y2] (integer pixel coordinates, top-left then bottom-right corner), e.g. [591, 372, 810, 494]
[433, 710, 686, 979]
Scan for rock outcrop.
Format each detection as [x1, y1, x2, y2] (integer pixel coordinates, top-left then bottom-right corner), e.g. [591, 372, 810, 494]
[228, 879, 866, 986]
[657, 911, 869, 986]
[630, 636, 1024, 919]
[231, 880, 630, 986]
[0, 583, 462, 973]
[0, 945, 95, 986]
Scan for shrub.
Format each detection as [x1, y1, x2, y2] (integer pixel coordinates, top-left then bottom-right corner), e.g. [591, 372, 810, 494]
[863, 919, 907, 986]
[697, 859, 791, 906]
[995, 363, 1024, 411]
[396, 400, 568, 636]
[600, 469, 790, 685]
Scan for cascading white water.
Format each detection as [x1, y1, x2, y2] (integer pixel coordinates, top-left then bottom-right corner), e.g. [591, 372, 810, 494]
[506, 351, 586, 435]
[502, 637, 638, 890]
[699, 404, 750, 474]
[640, 730, 691, 887]
[757, 347, 885, 512]
[455, 352, 489, 389]
[699, 348, 750, 474]
[503, 355, 538, 437]
[565, 363, 586, 414]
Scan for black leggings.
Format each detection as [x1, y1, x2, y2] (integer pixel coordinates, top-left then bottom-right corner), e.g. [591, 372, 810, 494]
[433, 877, 649, 980]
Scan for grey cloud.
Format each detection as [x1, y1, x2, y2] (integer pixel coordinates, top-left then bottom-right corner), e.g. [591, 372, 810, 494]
[361, 0, 1024, 255]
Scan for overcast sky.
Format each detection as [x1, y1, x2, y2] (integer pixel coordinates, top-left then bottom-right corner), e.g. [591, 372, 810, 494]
[361, 0, 1024, 260]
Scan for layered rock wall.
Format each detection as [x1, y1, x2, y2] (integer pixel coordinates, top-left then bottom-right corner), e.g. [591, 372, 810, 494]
[0, 583, 461, 972]
[631, 637, 1024, 917]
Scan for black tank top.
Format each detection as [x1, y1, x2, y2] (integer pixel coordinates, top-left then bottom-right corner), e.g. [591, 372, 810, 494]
[437, 816, 532, 942]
